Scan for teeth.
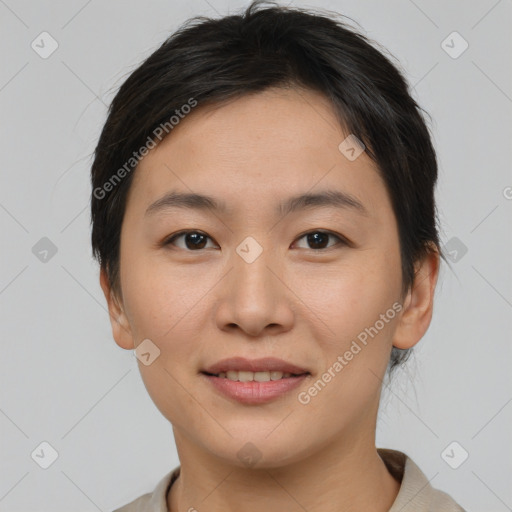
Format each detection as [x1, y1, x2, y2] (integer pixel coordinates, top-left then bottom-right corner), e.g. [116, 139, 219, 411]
[216, 370, 299, 381]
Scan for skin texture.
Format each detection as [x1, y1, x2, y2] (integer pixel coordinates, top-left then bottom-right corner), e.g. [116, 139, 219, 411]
[100, 87, 439, 512]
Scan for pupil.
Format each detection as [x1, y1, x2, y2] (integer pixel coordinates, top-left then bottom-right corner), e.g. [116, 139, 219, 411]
[186, 233, 206, 249]
[308, 232, 328, 249]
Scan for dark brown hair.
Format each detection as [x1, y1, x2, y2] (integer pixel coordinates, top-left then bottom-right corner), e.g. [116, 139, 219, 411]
[90, 0, 444, 376]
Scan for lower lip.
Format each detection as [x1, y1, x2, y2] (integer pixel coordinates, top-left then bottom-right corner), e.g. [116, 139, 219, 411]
[201, 373, 309, 404]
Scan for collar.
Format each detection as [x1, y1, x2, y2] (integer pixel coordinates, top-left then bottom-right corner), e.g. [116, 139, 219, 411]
[115, 448, 465, 511]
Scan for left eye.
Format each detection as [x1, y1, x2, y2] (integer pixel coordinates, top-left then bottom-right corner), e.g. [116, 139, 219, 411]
[293, 230, 346, 250]
[163, 230, 346, 251]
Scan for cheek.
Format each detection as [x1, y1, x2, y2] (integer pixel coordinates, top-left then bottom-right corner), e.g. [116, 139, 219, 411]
[119, 257, 213, 423]
[293, 248, 402, 346]
[294, 260, 401, 420]
[120, 251, 212, 340]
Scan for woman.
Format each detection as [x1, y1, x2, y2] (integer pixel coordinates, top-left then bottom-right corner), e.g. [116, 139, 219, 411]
[90, 1, 466, 510]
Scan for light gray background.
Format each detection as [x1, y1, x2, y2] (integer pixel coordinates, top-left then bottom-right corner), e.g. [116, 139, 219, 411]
[1, 1, 511, 511]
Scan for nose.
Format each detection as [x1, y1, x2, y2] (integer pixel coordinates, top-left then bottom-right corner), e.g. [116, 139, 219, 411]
[215, 243, 294, 338]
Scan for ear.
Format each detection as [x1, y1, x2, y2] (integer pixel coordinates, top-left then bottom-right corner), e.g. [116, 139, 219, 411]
[392, 248, 440, 350]
[99, 267, 134, 350]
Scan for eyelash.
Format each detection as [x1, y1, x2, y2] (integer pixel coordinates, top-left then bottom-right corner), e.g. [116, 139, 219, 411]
[162, 229, 349, 251]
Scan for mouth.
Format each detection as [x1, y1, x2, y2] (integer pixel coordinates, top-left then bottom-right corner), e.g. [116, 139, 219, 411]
[201, 356, 310, 379]
[201, 369, 309, 382]
[200, 357, 311, 404]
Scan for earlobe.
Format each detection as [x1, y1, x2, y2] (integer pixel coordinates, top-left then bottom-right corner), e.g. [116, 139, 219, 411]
[392, 249, 440, 350]
[99, 267, 135, 350]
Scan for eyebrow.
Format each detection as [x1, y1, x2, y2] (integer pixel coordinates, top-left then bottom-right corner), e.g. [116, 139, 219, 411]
[145, 189, 368, 218]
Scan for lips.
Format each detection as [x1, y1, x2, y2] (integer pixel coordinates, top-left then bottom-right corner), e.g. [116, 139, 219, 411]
[202, 357, 310, 376]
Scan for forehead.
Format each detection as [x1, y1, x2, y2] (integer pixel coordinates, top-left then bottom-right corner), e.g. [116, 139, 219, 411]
[128, 87, 388, 218]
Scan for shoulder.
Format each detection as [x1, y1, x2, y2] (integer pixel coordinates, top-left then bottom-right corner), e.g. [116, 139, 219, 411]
[378, 448, 466, 512]
[113, 491, 152, 512]
[112, 467, 180, 512]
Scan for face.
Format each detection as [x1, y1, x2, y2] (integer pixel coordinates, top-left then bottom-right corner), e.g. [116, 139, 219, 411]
[102, 87, 435, 468]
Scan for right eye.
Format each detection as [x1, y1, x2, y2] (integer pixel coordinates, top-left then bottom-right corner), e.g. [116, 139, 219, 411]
[163, 230, 218, 251]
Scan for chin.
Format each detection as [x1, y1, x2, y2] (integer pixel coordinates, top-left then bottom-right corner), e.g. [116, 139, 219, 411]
[201, 432, 311, 470]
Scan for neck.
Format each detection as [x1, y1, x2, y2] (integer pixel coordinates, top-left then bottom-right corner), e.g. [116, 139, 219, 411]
[167, 427, 400, 512]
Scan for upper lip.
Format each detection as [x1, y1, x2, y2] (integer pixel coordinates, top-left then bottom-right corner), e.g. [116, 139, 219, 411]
[202, 357, 310, 375]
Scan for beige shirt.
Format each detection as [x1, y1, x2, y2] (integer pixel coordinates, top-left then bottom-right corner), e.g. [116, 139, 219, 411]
[113, 448, 466, 512]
